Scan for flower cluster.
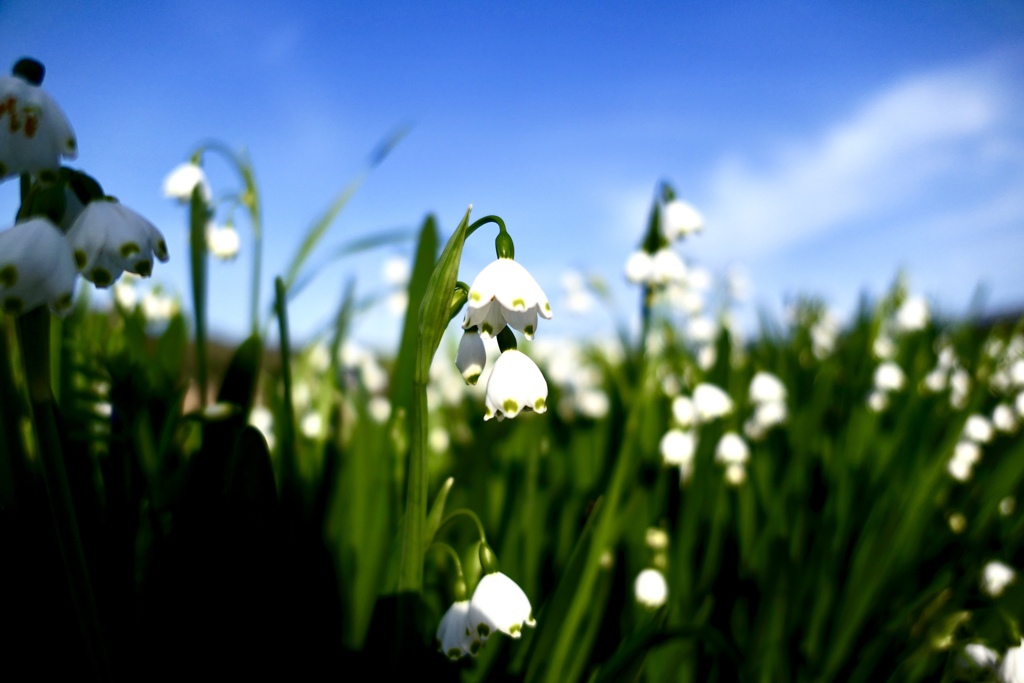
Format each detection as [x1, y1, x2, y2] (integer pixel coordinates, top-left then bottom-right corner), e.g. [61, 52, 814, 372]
[0, 59, 168, 317]
[437, 569, 535, 660]
[457, 253, 552, 421]
[623, 191, 702, 289]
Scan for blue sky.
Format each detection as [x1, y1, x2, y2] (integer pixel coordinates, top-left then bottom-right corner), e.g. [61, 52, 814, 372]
[2, 1, 1023, 348]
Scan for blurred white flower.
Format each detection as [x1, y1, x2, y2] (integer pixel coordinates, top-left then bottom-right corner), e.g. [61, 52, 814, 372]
[483, 350, 548, 421]
[687, 316, 716, 344]
[561, 270, 595, 315]
[660, 429, 696, 468]
[963, 643, 999, 670]
[671, 395, 695, 427]
[436, 600, 477, 660]
[1012, 359, 1024, 387]
[68, 199, 169, 287]
[625, 248, 685, 286]
[634, 568, 668, 609]
[948, 441, 981, 482]
[810, 313, 839, 359]
[368, 396, 391, 423]
[140, 289, 178, 323]
[464, 257, 552, 340]
[752, 400, 787, 431]
[724, 463, 747, 486]
[963, 414, 994, 444]
[624, 250, 653, 284]
[1016, 391, 1024, 419]
[874, 362, 906, 392]
[0, 218, 77, 316]
[948, 512, 967, 533]
[645, 527, 669, 551]
[1000, 497, 1016, 516]
[715, 432, 749, 466]
[749, 372, 786, 404]
[1000, 639, 1024, 683]
[867, 390, 889, 413]
[162, 162, 211, 203]
[994, 404, 1019, 432]
[894, 295, 929, 333]
[249, 405, 274, 449]
[576, 388, 610, 419]
[693, 383, 733, 421]
[0, 61, 77, 178]
[308, 343, 331, 373]
[456, 330, 487, 385]
[872, 334, 895, 360]
[383, 254, 410, 286]
[922, 368, 947, 393]
[950, 369, 971, 409]
[982, 561, 1016, 597]
[697, 344, 717, 371]
[300, 411, 324, 439]
[661, 199, 702, 241]
[428, 427, 450, 453]
[206, 222, 240, 260]
[467, 572, 535, 640]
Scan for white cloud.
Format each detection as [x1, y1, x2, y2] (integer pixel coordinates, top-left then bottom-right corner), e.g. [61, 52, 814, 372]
[696, 57, 1023, 262]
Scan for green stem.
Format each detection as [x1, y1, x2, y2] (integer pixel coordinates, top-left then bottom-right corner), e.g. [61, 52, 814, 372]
[274, 277, 298, 503]
[397, 373, 428, 591]
[16, 308, 109, 679]
[437, 507, 489, 543]
[188, 187, 209, 408]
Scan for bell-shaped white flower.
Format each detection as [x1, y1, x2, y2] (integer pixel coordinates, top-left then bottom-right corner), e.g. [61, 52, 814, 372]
[661, 199, 703, 241]
[749, 371, 786, 404]
[1001, 639, 1024, 683]
[634, 568, 668, 609]
[0, 218, 77, 316]
[715, 432, 749, 466]
[206, 222, 240, 260]
[467, 572, 535, 640]
[963, 643, 1000, 670]
[464, 257, 552, 340]
[67, 199, 169, 287]
[0, 68, 77, 179]
[483, 349, 548, 421]
[162, 162, 211, 203]
[436, 599, 478, 660]
[456, 330, 487, 385]
[693, 383, 733, 421]
[982, 560, 1016, 597]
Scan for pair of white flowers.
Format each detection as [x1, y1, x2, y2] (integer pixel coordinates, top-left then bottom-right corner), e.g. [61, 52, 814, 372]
[455, 257, 552, 421]
[436, 571, 535, 660]
[623, 199, 702, 287]
[163, 162, 240, 260]
[0, 201, 169, 316]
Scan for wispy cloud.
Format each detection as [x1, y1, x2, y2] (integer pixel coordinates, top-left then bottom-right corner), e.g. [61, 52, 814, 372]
[696, 55, 1024, 262]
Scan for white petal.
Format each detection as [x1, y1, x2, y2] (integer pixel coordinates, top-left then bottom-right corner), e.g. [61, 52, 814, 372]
[456, 330, 487, 385]
[483, 350, 548, 420]
[436, 600, 478, 660]
[468, 572, 535, 640]
[0, 218, 77, 316]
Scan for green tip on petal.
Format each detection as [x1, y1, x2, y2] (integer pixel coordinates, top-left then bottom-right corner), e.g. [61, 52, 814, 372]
[534, 397, 546, 411]
[470, 640, 481, 655]
[119, 242, 140, 258]
[447, 648, 462, 660]
[73, 250, 87, 269]
[470, 291, 482, 302]
[134, 260, 152, 277]
[156, 240, 168, 260]
[54, 292, 73, 311]
[481, 322, 493, 335]
[503, 399, 518, 414]
[544, 302, 551, 313]
[509, 624, 521, 636]
[91, 268, 112, 287]
[524, 324, 534, 336]
[2, 297, 23, 315]
[66, 137, 77, 152]
[465, 372, 480, 386]
[511, 297, 526, 310]
[0, 265, 17, 287]
[477, 624, 490, 638]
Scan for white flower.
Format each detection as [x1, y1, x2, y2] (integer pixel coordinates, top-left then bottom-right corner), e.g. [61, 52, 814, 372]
[963, 643, 1000, 670]
[950, 369, 971, 409]
[693, 383, 733, 421]
[749, 371, 786, 404]
[0, 64, 77, 178]
[993, 404, 1017, 432]
[67, 199, 169, 287]
[922, 368, 947, 393]
[140, 289, 178, 323]
[894, 295, 929, 333]
[874, 362, 906, 392]
[715, 432, 749, 466]
[300, 411, 324, 439]
[872, 334, 895, 359]
[0, 218, 77, 316]
[456, 330, 487, 385]
[634, 568, 668, 609]
[467, 572, 535, 640]
[671, 395, 696, 427]
[464, 257, 552, 339]
[651, 248, 686, 284]
[206, 223, 239, 260]
[686, 316, 716, 344]
[661, 199, 703, 241]
[963, 414, 994, 444]
[660, 429, 696, 467]
[483, 350, 548, 421]
[645, 527, 669, 551]
[368, 397, 391, 423]
[624, 250, 653, 284]
[724, 463, 747, 486]
[162, 162, 211, 203]
[752, 400, 787, 430]
[1000, 639, 1024, 683]
[867, 390, 889, 413]
[982, 560, 1016, 597]
[436, 600, 478, 660]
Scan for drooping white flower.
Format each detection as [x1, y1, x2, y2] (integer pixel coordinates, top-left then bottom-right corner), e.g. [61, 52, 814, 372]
[436, 600, 478, 660]
[162, 162, 211, 203]
[464, 257, 552, 339]
[963, 414, 994, 444]
[749, 372, 786, 404]
[206, 222, 240, 260]
[634, 568, 668, 609]
[0, 219, 77, 316]
[874, 362, 906, 392]
[67, 199, 169, 287]
[467, 572, 535, 640]
[715, 432, 749, 466]
[1000, 639, 1024, 683]
[671, 395, 696, 427]
[661, 199, 703, 241]
[693, 383, 733, 421]
[456, 330, 487, 385]
[963, 643, 1000, 670]
[982, 560, 1016, 597]
[660, 429, 696, 468]
[894, 295, 929, 333]
[0, 63, 77, 179]
[483, 350, 548, 421]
